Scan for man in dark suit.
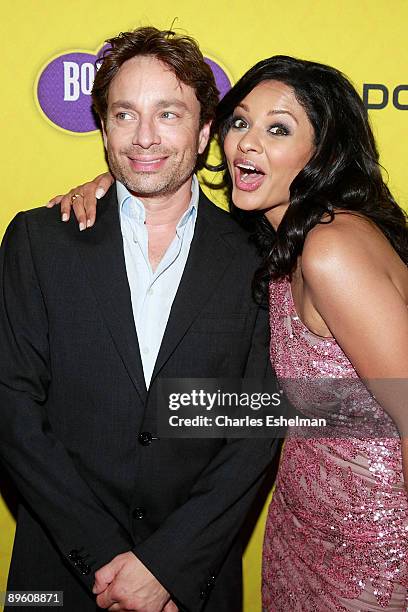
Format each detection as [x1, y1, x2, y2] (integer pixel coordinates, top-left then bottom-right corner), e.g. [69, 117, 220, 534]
[0, 27, 277, 611]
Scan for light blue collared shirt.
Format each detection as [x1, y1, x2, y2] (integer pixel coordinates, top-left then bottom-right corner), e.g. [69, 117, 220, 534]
[117, 176, 199, 387]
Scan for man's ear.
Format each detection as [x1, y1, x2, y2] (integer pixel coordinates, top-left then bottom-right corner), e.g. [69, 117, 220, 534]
[198, 121, 212, 155]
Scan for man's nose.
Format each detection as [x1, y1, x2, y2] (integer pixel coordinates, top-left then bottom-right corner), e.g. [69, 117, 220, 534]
[132, 118, 161, 148]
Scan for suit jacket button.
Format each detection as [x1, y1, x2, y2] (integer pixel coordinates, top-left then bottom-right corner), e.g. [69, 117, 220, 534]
[133, 507, 146, 520]
[138, 432, 153, 446]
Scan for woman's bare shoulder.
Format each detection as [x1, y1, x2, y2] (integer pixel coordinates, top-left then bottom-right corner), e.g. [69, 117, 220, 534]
[300, 212, 408, 305]
[302, 212, 398, 277]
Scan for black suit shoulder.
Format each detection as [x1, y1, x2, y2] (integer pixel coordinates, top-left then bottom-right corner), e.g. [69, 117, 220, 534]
[198, 191, 260, 261]
[16, 203, 66, 230]
[7, 204, 79, 246]
[8, 193, 117, 252]
[198, 191, 245, 233]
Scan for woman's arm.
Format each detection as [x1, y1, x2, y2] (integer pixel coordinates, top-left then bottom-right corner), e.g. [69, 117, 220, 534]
[301, 215, 408, 482]
[47, 172, 114, 229]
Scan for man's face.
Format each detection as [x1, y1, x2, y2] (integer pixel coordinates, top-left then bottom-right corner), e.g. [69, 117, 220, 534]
[102, 55, 211, 199]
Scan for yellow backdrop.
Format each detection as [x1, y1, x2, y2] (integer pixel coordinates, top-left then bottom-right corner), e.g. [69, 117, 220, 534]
[1, 2, 407, 610]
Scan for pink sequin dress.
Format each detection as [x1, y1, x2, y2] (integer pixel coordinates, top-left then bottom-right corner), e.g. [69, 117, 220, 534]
[262, 278, 408, 611]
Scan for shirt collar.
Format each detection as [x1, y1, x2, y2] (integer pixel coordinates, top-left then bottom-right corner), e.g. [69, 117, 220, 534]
[117, 175, 199, 229]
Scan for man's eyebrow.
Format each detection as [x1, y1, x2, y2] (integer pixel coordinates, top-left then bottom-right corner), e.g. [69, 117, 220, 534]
[110, 99, 189, 110]
[155, 99, 189, 110]
[237, 102, 298, 124]
[111, 101, 135, 110]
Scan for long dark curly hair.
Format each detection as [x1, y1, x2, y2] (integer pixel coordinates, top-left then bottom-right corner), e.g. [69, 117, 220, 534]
[211, 55, 408, 302]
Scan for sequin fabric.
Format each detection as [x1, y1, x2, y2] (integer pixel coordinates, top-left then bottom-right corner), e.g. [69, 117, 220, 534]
[263, 278, 408, 611]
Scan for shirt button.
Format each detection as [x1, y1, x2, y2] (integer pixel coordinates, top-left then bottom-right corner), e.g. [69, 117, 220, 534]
[138, 432, 153, 446]
[133, 507, 146, 520]
[142, 347, 149, 354]
[147, 287, 154, 296]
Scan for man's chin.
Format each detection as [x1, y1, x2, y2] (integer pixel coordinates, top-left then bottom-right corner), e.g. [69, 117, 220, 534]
[115, 174, 167, 195]
[123, 182, 173, 198]
[118, 172, 194, 199]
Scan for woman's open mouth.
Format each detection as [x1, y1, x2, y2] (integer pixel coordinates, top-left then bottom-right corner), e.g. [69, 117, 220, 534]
[233, 159, 266, 192]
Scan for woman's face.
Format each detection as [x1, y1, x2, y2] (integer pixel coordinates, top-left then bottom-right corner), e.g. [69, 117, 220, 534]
[223, 80, 315, 229]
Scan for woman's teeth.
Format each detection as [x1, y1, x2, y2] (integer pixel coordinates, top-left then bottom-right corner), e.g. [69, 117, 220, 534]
[237, 164, 264, 183]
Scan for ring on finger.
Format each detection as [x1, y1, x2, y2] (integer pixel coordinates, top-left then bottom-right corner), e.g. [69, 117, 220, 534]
[71, 193, 84, 203]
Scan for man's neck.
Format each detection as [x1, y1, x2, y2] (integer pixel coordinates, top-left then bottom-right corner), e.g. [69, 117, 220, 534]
[130, 177, 195, 272]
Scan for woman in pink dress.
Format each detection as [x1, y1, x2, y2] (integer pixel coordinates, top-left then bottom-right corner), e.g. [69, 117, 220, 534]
[52, 55, 408, 610]
[214, 55, 408, 611]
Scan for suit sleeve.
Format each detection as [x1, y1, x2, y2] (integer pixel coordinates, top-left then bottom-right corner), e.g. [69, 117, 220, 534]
[0, 213, 133, 588]
[134, 304, 279, 611]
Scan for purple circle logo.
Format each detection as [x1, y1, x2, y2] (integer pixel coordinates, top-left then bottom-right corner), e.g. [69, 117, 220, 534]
[36, 48, 232, 134]
[204, 57, 231, 100]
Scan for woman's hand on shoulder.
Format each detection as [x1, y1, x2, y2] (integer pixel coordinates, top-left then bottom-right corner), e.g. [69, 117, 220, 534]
[46, 172, 114, 230]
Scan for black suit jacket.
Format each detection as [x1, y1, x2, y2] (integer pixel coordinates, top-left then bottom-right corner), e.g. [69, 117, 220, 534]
[0, 186, 278, 611]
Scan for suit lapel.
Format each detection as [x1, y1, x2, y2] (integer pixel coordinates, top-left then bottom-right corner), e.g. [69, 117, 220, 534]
[76, 186, 147, 402]
[151, 192, 236, 381]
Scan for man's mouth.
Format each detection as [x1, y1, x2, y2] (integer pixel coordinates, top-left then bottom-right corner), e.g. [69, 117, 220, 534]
[127, 155, 168, 172]
[233, 159, 266, 191]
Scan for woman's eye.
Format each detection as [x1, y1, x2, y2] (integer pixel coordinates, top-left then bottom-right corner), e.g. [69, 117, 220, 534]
[269, 124, 290, 136]
[231, 117, 248, 129]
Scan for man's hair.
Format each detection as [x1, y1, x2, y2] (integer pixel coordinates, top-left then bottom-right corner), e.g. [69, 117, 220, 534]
[92, 26, 219, 128]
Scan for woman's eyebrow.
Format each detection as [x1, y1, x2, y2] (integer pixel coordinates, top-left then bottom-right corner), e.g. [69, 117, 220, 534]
[236, 102, 298, 123]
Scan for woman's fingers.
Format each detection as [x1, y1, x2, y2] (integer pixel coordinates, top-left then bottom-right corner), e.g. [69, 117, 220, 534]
[94, 172, 114, 199]
[80, 178, 104, 228]
[80, 173, 114, 228]
[46, 195, 64, 207]
[45, 187, 86, 226]
[61, 188, 86, 228]
[46, 172, 114, 230]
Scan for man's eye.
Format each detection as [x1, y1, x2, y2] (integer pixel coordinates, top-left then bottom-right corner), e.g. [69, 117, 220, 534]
[116, 112, 133, 120]
[231, 117, 248, 129]
[161, 111, 177, 119]
[269, 124, 290, 136]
